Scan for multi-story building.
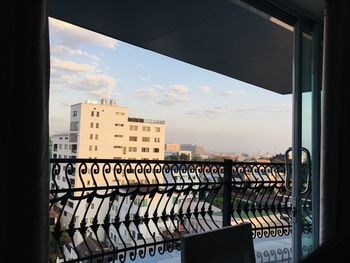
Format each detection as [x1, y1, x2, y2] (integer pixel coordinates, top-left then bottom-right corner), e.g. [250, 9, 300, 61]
[165, 143, 180, 152]
[68, 98, 165, 160]
[180, 144, 206, 156]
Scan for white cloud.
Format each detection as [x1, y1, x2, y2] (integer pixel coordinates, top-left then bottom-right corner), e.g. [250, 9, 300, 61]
[159, 93, 189, 105]
[50, 56, 116, 99]
[185, 106, 228, 118]
[133, 86, 159, 100]
[197, 86, 211, 93]
[133, 84, 189, 105]
[51, 71, 116, 98]
[51, 58, 95, 72]
[217, 89, 246, 97]
[233, 103, 291, 114]
[51, 45, 100, 61]
[49, 17, 118, 49]
[171, 84, 188, 94]
[141, 76, 151, 81]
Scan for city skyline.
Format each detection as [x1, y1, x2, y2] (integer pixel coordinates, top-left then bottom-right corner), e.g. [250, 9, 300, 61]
[49, 17, 292, 154]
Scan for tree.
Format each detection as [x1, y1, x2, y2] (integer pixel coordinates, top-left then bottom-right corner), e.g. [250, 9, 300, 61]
[192, 155, 203, 161]
[179, 153, 190, 161]
[165, 154, 179, 161]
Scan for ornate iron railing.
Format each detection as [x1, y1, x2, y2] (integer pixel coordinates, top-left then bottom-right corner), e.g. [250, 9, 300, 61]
[49, 159, 310, 262]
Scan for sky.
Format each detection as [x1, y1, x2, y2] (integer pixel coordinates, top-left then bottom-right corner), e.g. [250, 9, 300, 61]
[48, 17, 292, 154]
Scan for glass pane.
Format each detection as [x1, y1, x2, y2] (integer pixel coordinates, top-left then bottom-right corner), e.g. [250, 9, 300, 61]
[301, 32, 313, 259]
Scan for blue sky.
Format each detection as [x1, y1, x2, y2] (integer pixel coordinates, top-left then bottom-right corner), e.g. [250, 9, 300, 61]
[49, 17, 292, 154]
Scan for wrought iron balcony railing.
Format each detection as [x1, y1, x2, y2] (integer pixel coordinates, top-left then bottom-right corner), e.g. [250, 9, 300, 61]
[49, 159, 311, 263]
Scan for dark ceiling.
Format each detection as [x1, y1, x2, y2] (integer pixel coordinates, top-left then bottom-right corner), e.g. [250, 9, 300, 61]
[48, 0, 322, 94]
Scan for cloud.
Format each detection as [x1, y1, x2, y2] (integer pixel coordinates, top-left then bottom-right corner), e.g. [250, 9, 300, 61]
[141, 76, 151, 81]
[49, 17, 118, 49]
[233, 104, 291, 114]
[197, 86, 211, 93]
[50, 57, 116, 99]
[159, 93, 189, 105]
[133, 86, 159, 100]
[133, 84, 189, 105]
[51, 58, 95, 72]
[171, 84, 188, 94]
[217, 89, 246, 97]
[51, 45, 100, 61]
[185, 106, 228, 118]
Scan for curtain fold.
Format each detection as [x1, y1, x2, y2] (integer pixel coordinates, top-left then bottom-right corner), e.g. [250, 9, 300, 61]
[320, 0, 350, 244]
[3, 1, 50, 262]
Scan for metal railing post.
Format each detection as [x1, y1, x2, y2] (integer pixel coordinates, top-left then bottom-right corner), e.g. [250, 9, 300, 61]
[223, 159, 232, 227]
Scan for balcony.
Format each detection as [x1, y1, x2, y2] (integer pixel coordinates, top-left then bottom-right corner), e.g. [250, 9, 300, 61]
[49, 159, 312, 263]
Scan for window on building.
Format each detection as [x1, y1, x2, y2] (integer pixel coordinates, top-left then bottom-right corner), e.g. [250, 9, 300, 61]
[123, 147, 126, 155]
[153, 148, 160, 153]
[95, 146, 98, 151]
[141, 147, 150, 153]
[69, 133, 77, 142]
[91, 203, 94, 209]
[87, 180, 90, 186]
[53, 153, 57, 158]
[114, 146, 123, 149]
[71, 144, 77, 153]
[95, 134, 98, 140]
[90, 122, 93, 128]
[115, 123, 124, 127]
[59, 144, 62, 149]
[129, 125, 138, 131]
[142, 126, 151, 132]
[114, 134, 123, 138]
[90, 134, 93, 140]
[142, 137, 150, 142]
[89, 145, 92, 151]
[91, 111, 94, 117]
[116, 112, 125, 115]
[155, 127, 161, 132]
[128, 147, 137, 152]
[129, 136, 137, 142]
[63, 211, 67, 216]
[96, 123, 99, 128]
[67, 201, 74, 208]
[96, 112, 100, 117]
[154, 137, 160, 143]
[73, 111, 77, 117]
[53, 144, 58, 151]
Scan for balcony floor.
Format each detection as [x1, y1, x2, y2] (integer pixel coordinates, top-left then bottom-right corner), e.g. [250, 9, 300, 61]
[119, 236, 296, 263]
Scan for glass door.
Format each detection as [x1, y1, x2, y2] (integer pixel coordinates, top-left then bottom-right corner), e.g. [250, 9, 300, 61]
[290, 20, 321, 262]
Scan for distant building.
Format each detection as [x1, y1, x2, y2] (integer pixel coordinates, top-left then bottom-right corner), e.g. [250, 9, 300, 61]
[165, 143, 180, 151]
[180, 144, 206, 156]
